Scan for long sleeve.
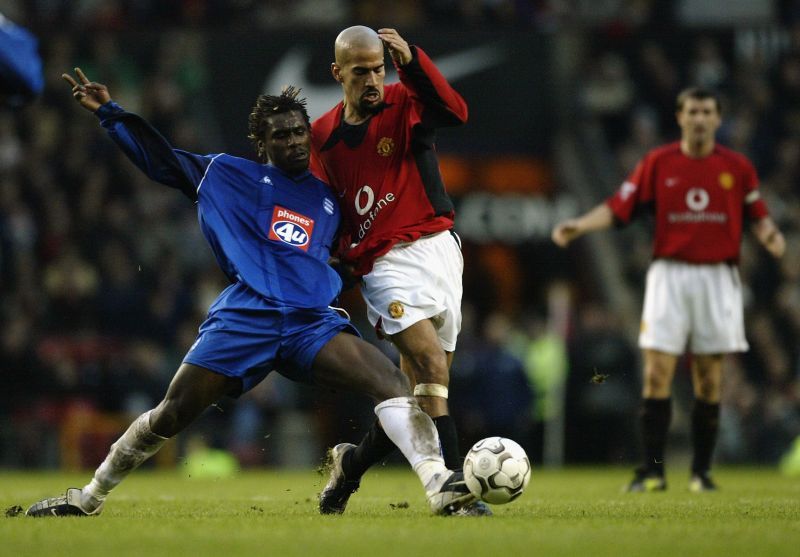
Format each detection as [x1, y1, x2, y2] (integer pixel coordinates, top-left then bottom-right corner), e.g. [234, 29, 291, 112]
[396, 46, 468, 128]
[95, 101, 215, 201]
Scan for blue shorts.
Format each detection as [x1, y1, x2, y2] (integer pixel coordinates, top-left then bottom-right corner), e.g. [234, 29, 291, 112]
[183, 281, 359, 394]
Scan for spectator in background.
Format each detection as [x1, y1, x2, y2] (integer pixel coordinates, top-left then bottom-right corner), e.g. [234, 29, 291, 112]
[564, 304, 639, 464]
[472, 312, 532, 445]
[553, 87, 786, 492]
[0, 13, 43, 107]
[579, 51, 635, 147]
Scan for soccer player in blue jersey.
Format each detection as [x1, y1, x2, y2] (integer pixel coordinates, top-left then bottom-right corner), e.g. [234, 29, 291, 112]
[25, 68, 477, 517]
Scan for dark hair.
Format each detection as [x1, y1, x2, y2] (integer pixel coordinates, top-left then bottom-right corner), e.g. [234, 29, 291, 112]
[676, 87, 722, 114]
[247, 86, 310, 162]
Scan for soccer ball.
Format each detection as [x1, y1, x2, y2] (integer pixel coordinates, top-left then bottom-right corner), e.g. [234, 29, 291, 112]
[463, 437, 531, 504]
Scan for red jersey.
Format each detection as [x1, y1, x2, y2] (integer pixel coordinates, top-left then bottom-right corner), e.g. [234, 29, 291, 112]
[606, 142, 769, 264]
[311, 46, 468, 276]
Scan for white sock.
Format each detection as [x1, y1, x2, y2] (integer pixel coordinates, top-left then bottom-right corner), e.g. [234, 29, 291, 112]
[374, 397, 449, 496]
[81, 410, 168, 510]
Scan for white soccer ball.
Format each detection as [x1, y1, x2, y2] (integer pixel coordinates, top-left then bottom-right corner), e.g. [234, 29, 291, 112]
[463, 436, 531, 504]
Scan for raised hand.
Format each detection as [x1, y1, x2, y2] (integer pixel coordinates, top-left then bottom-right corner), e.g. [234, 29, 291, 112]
[61, 67, 110, 112]
[377, 28, 412, 66]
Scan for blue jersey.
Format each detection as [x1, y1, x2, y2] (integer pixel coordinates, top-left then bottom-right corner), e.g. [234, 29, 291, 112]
[95, 101, 343, 309]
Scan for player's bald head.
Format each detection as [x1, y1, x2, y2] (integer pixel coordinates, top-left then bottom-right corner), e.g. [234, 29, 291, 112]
[334, 26, 383, 65]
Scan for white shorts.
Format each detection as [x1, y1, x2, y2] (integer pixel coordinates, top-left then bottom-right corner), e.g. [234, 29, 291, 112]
[639, 259, 748, 355]
[361, 230, 463, 351]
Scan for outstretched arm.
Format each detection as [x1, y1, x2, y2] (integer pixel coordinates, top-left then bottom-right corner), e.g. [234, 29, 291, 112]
[62, 68, 210, 200]
[551, 203, 615, 248]
[380, 29, 468, 128]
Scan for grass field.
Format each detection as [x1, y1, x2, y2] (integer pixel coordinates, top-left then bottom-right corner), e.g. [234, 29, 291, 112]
[2, 467, 798, 557]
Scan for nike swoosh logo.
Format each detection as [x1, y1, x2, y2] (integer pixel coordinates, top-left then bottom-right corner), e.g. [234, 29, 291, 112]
[262, 44, 506, 120]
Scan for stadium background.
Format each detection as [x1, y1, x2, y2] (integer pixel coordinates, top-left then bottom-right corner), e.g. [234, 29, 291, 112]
[0, 0, 798, 474]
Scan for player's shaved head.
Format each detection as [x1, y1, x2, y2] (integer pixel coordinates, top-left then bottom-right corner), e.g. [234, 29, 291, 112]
[332, 26, 387, 122]
[335, 26, 382, 65]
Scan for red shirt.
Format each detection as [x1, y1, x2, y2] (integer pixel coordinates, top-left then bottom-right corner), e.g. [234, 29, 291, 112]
[311, 46, 468, 276]
[606, 142, 769, 263]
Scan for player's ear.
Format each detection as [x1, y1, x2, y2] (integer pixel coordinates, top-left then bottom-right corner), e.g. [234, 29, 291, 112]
[331, 63, 343, 83]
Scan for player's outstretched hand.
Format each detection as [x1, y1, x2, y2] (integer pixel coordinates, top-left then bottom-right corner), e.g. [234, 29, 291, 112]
[378, 28, 412, 66]
[62, 67, 110, 112]
[551, 220, 581, 248]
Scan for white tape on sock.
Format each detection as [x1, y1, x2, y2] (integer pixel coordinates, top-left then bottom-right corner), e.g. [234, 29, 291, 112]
[413, 383, 449, 399]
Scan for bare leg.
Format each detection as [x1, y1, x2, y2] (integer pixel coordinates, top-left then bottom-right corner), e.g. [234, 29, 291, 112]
[389, 319, 466, 472]
[81, 364, 240, 510]
[311, 332, 447, 491]
[393, 319, 450, 417]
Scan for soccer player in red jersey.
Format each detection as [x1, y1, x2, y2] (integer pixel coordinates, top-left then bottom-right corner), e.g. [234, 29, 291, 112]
[311, 26, 488, 515]
[552, 87, 786, 492]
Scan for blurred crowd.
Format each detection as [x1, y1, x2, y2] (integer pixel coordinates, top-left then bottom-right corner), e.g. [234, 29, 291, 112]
[1, 4, 798, 471]
[6, 0, 797, 33]
[0, 0, 554, 30]
[577, 21, 800, 463]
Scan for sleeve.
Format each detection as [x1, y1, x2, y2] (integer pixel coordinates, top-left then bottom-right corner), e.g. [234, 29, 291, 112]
[95, 101, 215, 201]
[605, 155, 654, 225]
[0, 17, 44, 106]
[396, 46, 468, 129]
[309, 149, 330, 184]
[741, 158, 769, 220]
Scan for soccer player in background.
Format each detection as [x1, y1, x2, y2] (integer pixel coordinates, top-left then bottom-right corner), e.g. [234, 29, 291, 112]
[311, 26, 489, 515]
[26, 68, 478, 517]
[551, 87, 786, 492]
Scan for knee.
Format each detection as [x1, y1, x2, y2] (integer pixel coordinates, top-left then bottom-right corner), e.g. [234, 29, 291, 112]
[149, 398, 186, 438]
[695, 378, 721, 402]
[643, 363, 672, 396]
[404, 350, 448, 383]
[381, 367, 412, 399]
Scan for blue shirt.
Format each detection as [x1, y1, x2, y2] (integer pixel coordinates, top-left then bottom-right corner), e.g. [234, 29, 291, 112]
[96, 101, 343, 309]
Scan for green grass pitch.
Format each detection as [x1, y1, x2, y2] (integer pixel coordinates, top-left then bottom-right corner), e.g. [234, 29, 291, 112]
[2, 467, 798, 557]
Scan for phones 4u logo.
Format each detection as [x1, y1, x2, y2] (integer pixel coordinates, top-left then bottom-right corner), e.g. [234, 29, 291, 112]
[268, 205, 314, 251]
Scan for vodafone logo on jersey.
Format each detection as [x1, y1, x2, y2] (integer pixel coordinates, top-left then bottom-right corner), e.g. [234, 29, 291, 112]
[354, 185, 396, 240]
[668, 187, 727, 224]
[268, 205, 315, 251]
[686, 188, 710, 211]
[355, 185, 375, 216]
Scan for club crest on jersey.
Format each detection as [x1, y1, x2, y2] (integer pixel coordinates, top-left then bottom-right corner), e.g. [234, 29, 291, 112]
[268, 205, 314, 251]
[388, 301, 405, 319]
[719, 172, 734, 190]
[377, 137, 395, 157]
